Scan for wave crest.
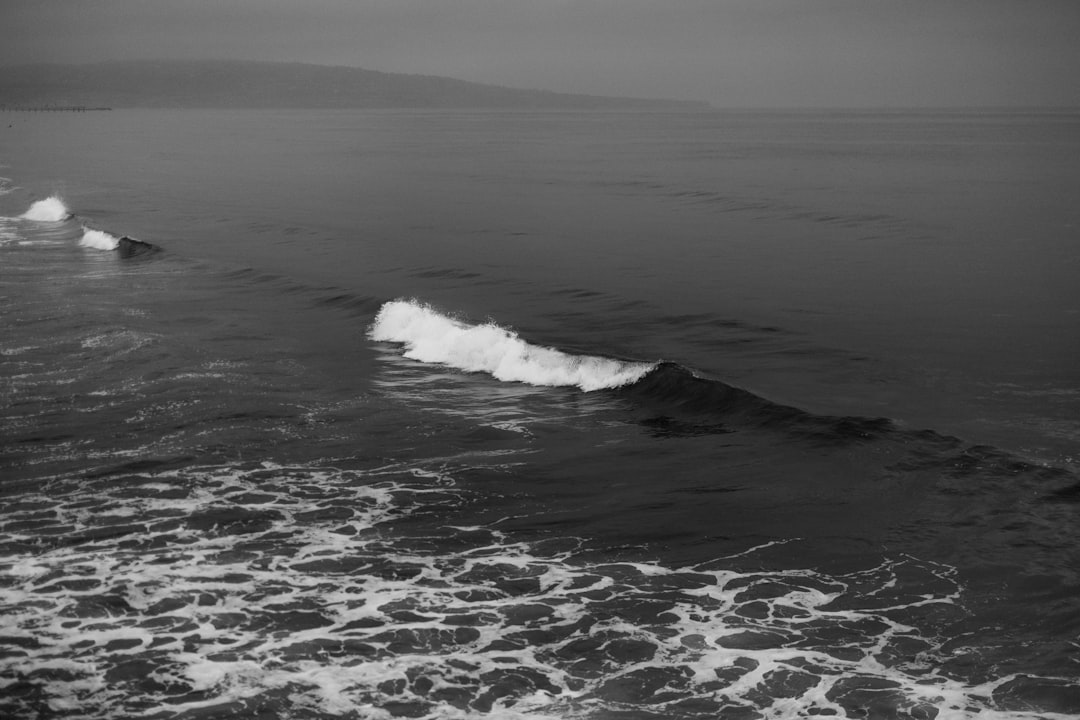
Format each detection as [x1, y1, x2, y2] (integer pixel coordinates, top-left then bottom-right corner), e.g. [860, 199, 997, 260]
[21, 196, 70, 222]
[370, 299, 654, 391]
[79, 228, 120, 251]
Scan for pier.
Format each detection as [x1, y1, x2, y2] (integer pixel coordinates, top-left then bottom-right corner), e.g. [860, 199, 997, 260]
[1, 106, 111, 112]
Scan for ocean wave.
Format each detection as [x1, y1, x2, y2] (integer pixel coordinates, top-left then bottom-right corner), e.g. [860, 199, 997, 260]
[20, 196, 71, 222]
[78, 227, 157, 257]
[624, 361, 896, 442]
[370, 299, 655, 392]
[13, 188, 158, 255]
[370, 300, 898, 444]
[79, 227, 120, 251]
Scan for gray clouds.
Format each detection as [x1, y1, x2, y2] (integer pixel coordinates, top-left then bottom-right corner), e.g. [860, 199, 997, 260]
[2, 0, 1078, 107]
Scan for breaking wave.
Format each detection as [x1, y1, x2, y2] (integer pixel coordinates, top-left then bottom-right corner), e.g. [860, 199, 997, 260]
[79, 228, 120, 251]
[5, 189, 154, 256]
[370, 300, 900, 444]
[21, 196, 70, 223]
[370, 299, 655, 392]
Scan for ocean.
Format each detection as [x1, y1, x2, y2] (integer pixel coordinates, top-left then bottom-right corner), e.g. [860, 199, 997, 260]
[1, 108, 1078, 719]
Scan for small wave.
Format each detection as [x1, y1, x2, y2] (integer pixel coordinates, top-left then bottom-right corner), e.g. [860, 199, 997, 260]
[78, 228, 157, 257]
[370, 300, 897, 441]
[79, 228, 120, 251]
[627, 362, 898, 443]
[629, 362, 798, 421]
[21, 196, 71, 222]
[370, 299, 655, 391]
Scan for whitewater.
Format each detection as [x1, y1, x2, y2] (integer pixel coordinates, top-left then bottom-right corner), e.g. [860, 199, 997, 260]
[20, 195, 70, 222]
[370, 299, 655, 391]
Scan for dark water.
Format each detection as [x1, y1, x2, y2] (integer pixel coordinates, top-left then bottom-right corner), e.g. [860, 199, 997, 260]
[1, 109, 1079, 719]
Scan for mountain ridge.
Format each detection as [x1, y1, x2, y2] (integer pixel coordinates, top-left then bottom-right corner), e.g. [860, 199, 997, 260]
[0, 60, 710, 110]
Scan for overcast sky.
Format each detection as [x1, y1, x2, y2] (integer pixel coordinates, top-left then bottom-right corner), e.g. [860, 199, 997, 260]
[2, 0, 1078, 107]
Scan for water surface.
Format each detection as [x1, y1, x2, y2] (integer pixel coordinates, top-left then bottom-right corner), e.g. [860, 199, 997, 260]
[1, 109, 1078, 718]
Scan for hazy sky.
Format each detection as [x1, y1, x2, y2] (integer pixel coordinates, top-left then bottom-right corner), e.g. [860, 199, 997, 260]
[2, 0, 1078, 107]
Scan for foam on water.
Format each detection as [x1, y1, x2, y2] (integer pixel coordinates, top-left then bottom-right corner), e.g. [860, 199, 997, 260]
[370, 300, 655, 392]
[0, 216, 18, 245]
[78, 228, 120, 251]
[20, 196, 70, 223]
[1, 461, 1074, 719]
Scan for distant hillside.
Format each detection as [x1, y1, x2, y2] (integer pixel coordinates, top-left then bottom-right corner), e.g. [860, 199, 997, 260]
[0, 60, 709, 110]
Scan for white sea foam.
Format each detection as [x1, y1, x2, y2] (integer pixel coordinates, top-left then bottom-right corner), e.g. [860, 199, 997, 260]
[21, 195, 70, 222]
[79, 228, 120, 251]
[0, 461, 1072, 719]
[370, 299, 654, 391]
